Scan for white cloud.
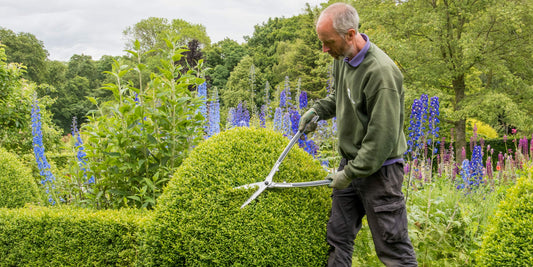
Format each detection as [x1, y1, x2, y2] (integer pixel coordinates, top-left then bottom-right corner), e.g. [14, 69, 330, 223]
[0, 0, 324, 61]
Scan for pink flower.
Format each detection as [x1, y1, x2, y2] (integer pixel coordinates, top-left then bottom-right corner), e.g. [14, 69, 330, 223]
[511, 128, 517, 134]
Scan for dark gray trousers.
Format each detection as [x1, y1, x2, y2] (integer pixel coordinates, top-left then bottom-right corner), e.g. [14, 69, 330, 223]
[326, 159, 417, 266]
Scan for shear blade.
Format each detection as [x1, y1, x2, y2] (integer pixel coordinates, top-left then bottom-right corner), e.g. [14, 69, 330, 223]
[240, 183, 268, 208]
[234, 182, 263, 190]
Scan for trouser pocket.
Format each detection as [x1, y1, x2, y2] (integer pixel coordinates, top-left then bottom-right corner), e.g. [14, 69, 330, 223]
[373, 199, 408, 243]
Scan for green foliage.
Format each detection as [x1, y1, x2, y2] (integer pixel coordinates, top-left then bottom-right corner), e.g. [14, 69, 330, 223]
[0, 147, 43, 208]
[0, 45, 62, 155]
[351, 174, 509, 266]
[0, 44, 26, 131]
[141, 127, 331, 266]
[204, 38, 248, 89]
[477, 166, 533, 266]
[83, 38, 206, 209]
[0, 27, 49, 83]
[272, 39, 329, 100]
[407, 179, 506, 266]
[47, 54, 111, 134]
[122, 17, 211, 54]
[0, 205, 147, 266]
[467, 119, 499, 139]
[223, 55, 262, 108]
[243, 5, 329, 103]
[356, 0, 533, 150]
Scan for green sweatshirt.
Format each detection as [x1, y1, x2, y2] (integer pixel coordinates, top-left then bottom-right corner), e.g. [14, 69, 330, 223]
[312, 40, 407, 180]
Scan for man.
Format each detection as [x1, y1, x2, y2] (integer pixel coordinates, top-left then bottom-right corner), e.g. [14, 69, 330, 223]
[298, 3, 418, 266]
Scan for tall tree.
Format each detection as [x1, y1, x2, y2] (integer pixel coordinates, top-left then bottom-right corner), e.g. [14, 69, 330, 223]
[272, 39, 329, 99]
[355, 0, 533, 154]
[244, 4, 328, 101]
[49, 54, 106, 133]
[123, 17, 211, 54]
[204, 38, 247, 90]
[223, 55, 264, 109]
[66, 54, 99, 88]
[0, 28, 49, 83]
[177, 39, 204, 77]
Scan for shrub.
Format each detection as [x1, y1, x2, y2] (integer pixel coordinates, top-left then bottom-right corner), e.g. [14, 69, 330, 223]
[0, 205, 147, 266]
[477, 166, 533, 266]
[83, 38, 205, 209]
[141, 127, 331, 266]
[0, 147, 42, 208]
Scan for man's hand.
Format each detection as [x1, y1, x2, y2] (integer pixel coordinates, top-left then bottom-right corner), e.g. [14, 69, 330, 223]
[326, 170, 352, 189]
[298, 108, 318, 134]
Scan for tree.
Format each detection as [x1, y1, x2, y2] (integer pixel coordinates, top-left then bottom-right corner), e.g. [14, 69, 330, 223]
[244, 4, 328, 101]
[43, 60, 67, 89]
[272, 39, 329, 99]
[123, 17, 211, 54]
[223, 55, 263, 109]
[177, 39, 204, 77]
[0, 28, 49, 83]
[49, 54, 105, 133]
[204, 38, 247, 90]
[0, 45, 60, 155]
[66, 54, 99, 89]
[169, 19, 211, 47]
[355, 0, 533, 154]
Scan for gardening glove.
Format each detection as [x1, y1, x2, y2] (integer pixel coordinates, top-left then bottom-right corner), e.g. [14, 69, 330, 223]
[326, 170, 352, 189]
[298, 108, 318, 134]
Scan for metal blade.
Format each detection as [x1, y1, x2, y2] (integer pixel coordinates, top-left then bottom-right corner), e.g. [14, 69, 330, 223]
[268, 179, 331, 188]
[264, 115, 318, 184]
[240, 183, 268, 208]
[234, 182, 263, 190]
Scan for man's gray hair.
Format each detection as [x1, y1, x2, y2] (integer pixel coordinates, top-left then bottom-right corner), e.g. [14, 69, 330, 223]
[320, 3, 359, 36]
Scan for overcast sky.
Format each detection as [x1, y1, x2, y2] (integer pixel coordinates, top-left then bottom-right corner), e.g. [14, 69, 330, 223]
[0, 0, 325, 61]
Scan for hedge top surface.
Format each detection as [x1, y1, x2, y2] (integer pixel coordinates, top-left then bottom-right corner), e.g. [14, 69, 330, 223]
[0, 147, 42, 208]
[0, 205, 149, 266]
[142, 127, 332, 266]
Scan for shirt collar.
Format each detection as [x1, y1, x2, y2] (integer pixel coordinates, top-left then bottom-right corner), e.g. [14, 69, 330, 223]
[343, 33, 370, 67]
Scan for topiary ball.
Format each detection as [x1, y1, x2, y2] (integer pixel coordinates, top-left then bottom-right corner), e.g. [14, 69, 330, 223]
[0, 147, 43, 208]
[141, 127, 331, 266]
[476, 167, 533, 266]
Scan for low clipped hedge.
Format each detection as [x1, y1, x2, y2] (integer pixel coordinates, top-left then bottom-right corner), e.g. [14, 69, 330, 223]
[141, 127, 331, 266]
[477, 167, 533, 266]
[0, 147, 43, 208]
[0, 206, 147, 266]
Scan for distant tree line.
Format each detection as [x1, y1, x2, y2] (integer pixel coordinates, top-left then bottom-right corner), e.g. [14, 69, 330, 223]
[0, 0, 531, 155]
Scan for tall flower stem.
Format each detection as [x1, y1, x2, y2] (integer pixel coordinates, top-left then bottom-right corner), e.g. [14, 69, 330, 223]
[31, 97, 58, 205]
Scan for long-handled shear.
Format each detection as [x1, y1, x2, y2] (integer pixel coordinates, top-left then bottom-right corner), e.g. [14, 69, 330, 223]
[236, 116, 330, 208]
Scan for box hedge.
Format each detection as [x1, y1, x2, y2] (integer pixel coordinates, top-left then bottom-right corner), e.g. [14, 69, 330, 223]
[0, 147, 43, 208]
[476, 166, 533, 266]
[140, 127, 331, 266]
[0, 206, 147, 266]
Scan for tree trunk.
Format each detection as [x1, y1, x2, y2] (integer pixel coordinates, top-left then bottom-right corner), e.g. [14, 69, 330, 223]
[453, 74, 466, 160]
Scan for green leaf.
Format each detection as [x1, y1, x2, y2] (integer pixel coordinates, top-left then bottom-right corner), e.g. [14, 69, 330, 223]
[127, 195, 141, 201]
[86, 96, 98, 105]
[143, 178, 155, 191]
[103, 152, 121, 157]
[147, 134, 157, 144]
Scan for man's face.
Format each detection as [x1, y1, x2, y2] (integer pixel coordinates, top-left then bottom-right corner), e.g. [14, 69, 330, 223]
[316, 16, 349, 60]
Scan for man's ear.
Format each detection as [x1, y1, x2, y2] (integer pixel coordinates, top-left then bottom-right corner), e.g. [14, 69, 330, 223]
[346, 28, 357, 41]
